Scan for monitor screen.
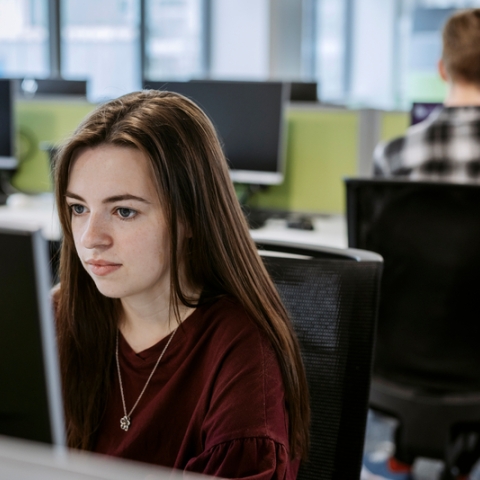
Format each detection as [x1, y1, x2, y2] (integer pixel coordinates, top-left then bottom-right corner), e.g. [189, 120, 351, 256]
[143, 80, 289, 185]
[0, 226, 65, 446]
[410, 101, 442, 125]
[0, 79, 16, 170]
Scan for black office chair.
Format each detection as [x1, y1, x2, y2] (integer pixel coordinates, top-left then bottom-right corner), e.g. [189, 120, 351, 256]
[256, 239, 383, 480]
[346, 178, 480, 479]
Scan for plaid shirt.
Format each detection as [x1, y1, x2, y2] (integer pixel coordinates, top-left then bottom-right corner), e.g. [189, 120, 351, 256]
[374, 106, 480, 181]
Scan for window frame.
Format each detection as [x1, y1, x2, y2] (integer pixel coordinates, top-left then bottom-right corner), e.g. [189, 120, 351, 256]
[45, 0, 211, 96]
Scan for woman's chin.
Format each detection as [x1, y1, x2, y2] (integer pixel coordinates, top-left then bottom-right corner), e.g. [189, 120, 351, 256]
[92, 282, 125, 299]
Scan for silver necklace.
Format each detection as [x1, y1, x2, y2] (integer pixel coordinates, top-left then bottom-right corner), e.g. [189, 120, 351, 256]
[115, 327, 178, 432]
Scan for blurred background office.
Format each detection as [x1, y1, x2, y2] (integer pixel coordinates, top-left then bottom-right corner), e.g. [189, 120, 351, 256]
[2, 0, 480, 217]
[1, 0, 478, 106]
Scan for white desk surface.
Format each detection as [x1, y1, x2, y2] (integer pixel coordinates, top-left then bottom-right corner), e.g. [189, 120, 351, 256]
[250, 215, 347, 249]
[0, 194, 61, 241]
[0, 194, 348, 249]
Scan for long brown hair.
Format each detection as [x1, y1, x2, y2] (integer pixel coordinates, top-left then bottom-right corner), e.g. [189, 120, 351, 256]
[54, 90, 309, 457]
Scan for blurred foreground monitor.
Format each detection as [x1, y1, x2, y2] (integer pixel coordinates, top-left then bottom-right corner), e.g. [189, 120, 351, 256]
[0, 226, 65, 446]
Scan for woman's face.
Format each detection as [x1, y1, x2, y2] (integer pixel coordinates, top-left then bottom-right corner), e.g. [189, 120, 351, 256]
[66, 144, 172, 303]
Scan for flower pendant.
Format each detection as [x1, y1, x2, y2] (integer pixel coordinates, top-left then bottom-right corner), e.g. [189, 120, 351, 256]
[120, 415, 131, 431]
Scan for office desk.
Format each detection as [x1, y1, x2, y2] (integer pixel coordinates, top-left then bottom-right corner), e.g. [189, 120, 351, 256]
[0, 194, 348, 249]
[0, 194, 60, 241]
[250, 214, 347, 249]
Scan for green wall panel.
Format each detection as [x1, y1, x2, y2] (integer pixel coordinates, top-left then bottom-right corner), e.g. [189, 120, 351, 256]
[380, 111, 409, 142]
[254, 108, 358, 214]
[13, 101, 359, 215]
[13, 99, 95, 192]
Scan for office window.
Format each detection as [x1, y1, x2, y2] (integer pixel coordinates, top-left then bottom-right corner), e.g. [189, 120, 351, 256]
[312, 0, 348, 104]
[395, 0, 480, 107]
[311, 0, 398, 109]
[61, 0, 141, 102]
[145, 0, 205, 80]
[210, 0, 270, 79]
[0, 0, 49, 78]
[309, 0, 480, 109]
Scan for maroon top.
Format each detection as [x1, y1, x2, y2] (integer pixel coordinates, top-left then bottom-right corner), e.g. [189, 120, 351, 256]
[94, 296, 299, 479]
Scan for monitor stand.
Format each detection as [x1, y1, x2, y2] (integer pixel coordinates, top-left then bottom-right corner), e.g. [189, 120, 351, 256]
[237, 184, 271, 229]
[242, 205, 272, 230]
[0, 175, 11, 205]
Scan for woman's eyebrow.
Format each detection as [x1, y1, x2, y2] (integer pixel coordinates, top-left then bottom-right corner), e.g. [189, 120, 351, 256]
[65, 192, 150, 204]
[65, 191, 85, 201]
[102, 194, 151, 204]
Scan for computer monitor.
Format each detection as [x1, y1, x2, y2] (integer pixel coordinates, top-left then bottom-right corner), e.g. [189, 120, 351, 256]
[143, 80, 289, 185]
[410, 101, 442, 125]
[0, 225, 65, 446]
[15, 78, 87, 98]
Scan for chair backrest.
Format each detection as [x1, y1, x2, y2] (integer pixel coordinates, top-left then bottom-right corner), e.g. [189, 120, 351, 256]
[345, 178, 480, 393]
[257, 239, 382, 480]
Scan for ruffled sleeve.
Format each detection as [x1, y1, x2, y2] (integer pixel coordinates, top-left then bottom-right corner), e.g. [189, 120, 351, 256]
[185, 437, 298, 480]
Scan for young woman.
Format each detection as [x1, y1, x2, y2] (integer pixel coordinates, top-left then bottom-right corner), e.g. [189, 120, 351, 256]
[53, 89, 309, 479]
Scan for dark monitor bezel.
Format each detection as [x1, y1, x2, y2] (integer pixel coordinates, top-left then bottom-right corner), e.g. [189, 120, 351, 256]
[0, 79, 16, 170]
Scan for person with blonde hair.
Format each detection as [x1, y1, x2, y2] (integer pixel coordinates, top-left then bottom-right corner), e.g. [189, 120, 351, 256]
[374, 8, 480, 181]
[53, 89, 309, 478]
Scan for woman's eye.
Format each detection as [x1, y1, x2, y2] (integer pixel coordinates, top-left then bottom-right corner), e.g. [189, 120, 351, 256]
[116, 207, 137, 219]
[71, 204, 86, 215]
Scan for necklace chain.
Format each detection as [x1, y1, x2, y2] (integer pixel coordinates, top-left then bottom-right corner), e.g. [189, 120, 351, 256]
[115, 327, 178, 432]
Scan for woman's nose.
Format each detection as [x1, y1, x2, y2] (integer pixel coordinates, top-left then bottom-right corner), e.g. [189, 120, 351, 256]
[80, 213, 112, 250]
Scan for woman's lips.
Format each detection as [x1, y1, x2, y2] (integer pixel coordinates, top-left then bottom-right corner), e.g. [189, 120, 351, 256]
[86, 260, 122, 276]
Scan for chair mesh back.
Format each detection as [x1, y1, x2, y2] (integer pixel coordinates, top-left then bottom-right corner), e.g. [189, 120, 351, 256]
[262, 255, 381, 480]
[347, 180, 480, 392]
